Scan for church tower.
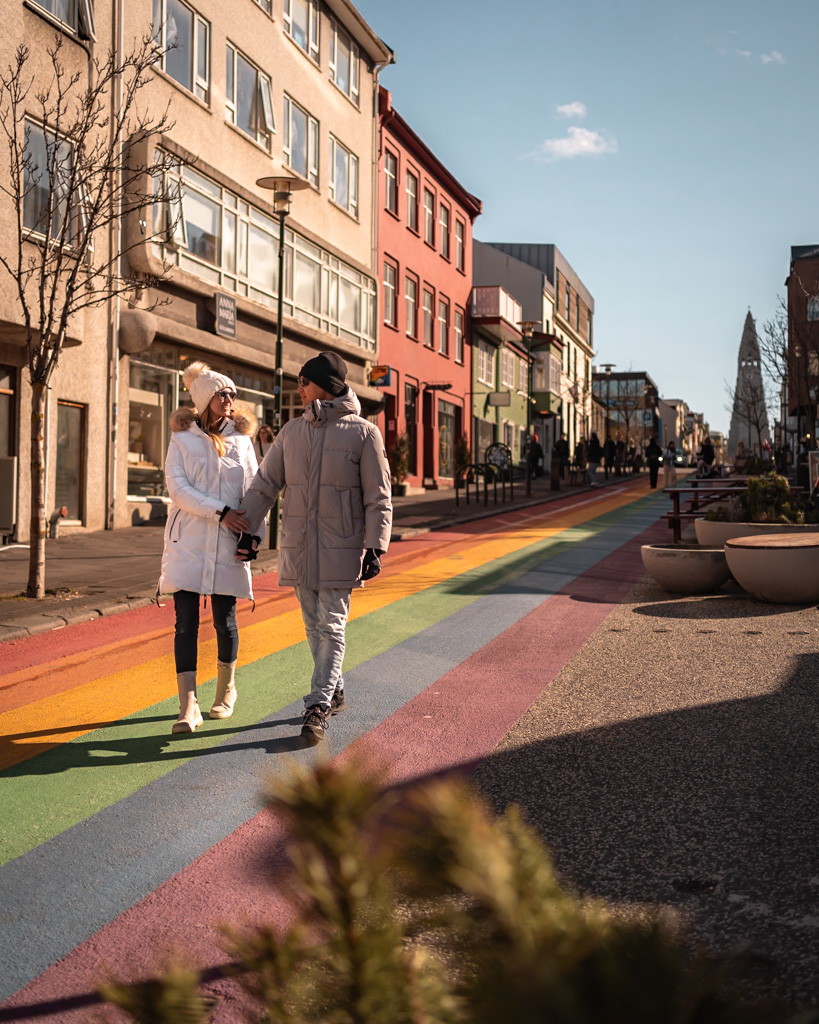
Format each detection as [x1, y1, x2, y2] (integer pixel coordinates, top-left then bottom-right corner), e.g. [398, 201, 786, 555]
[727, 311, 769, 459]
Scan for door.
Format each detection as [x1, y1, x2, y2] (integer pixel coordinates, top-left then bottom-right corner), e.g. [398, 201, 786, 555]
[55, 401, 86, 521]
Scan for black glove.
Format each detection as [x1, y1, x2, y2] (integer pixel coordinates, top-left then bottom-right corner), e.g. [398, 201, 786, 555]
[236, 533, 261, 562]
[360, 548, 382, 581]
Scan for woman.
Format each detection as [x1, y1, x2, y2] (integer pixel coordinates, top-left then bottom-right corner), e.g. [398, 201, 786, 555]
[157, 361, 259, 734]
[257, 423, 275, 460]
[663, 440, 678, 487]
[587, 432, 603, 486]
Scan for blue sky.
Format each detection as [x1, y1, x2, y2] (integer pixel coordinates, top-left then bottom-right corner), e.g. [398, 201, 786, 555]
[354, 0, 817, 434]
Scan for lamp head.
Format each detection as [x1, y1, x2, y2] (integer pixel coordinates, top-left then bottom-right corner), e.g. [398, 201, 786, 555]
[256, 173, 311, 216]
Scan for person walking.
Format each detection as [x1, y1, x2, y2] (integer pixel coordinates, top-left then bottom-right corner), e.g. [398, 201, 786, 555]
[157, 362, 259, 734]
[663, 440, 679, 487]
[237, 352, 392, 744]
[528, 433, 544, 478]
[604, 436, 615, 480]
[587, 432, 603, 486]
[555, 432, 570, 479]
[646, 436, 662, 489]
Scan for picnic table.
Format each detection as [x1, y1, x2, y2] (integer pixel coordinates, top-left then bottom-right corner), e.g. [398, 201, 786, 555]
[662, 479, 803, 542]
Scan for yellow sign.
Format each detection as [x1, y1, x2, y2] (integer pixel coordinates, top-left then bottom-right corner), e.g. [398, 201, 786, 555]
[369, 365, 391, 386]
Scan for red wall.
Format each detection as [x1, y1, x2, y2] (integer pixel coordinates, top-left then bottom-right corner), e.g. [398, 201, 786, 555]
[376, 99, 478, 488]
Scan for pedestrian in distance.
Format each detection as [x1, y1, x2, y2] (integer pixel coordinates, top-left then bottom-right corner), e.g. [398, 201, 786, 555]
[587, 432, 603, 486]
[256, 423, 275, 460]
[646, 436, 662, 489]
[555, 432, 570, 479]
[663, 440, 679, 487]
[157, 362, 259, 734]
[528, 433, 544, 478]
[604, 436, 615, 480]
[237, 352, 392, 744]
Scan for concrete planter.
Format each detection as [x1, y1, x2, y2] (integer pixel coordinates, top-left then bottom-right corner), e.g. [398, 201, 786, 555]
[724, 534, 819, 604]
[641, 543, 731, 594]
[694, 519, 819, 548]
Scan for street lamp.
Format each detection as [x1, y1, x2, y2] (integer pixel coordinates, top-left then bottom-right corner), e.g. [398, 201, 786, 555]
[518, 320, 539, 496]
[599, 363, 615, 479]
[256, 172, 310, 547]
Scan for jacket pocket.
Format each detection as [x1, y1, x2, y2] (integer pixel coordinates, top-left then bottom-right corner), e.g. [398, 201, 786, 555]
[341, 489, 353, 537]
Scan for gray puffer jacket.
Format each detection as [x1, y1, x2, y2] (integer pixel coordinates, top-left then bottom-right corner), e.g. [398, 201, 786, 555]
[243, 388, 392, 589]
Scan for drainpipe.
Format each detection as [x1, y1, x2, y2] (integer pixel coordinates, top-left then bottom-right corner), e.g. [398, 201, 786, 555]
[105, 0, 124, 530]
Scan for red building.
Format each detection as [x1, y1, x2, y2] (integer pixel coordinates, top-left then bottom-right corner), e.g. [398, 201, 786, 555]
[376, 88, 482, 489]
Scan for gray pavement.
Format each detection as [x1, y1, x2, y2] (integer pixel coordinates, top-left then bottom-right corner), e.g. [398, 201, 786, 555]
[0, 470, 641, 643]
[472, 573, 819, 1008]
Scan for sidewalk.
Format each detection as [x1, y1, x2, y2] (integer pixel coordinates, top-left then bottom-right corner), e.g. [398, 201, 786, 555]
[0, 470, 646, 644]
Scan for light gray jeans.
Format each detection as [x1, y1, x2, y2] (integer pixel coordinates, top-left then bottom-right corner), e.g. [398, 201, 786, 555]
[295, 586, 352, 708]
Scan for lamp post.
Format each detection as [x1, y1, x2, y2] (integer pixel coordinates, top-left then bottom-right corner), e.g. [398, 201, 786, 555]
[518, 320, 539, 496]
[256, 172, 310, 548]
[599, 363, 615, 479]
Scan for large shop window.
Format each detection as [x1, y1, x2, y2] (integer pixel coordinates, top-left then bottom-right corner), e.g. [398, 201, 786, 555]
[0, 366, 14, 458]
[438, 400, 456, 478]
[155, 158, 376, 351]
[55, 401, 85, 521]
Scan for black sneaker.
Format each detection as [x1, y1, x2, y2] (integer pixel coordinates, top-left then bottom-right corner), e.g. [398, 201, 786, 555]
[301, 704, 330, 742]
[330, 689, 346, 715]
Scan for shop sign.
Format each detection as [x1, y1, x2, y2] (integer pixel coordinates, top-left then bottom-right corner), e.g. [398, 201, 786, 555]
[487, 391, 511, 406]
[369, 365, 391, 386]
[215, 293, 237, 339]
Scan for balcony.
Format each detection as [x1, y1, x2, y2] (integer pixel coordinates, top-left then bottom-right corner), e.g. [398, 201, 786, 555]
[471, 286, 523, 345]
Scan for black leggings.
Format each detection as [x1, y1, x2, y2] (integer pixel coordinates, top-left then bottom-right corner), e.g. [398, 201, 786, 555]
[173, 591, 238, 673]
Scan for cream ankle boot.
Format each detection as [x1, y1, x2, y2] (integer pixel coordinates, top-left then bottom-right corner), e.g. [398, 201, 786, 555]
[172, 670, 203, 734]
[209, 660, 237, 719]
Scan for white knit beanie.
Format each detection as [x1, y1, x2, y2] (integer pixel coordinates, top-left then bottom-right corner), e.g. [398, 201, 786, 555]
[181, 360, 236, 416]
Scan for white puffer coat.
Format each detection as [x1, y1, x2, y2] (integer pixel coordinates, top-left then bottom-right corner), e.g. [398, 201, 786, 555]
[242, 388, 392, 590]
[157, 406, 259, 600]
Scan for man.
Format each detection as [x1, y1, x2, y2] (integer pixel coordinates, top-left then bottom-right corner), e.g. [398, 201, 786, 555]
[237, 352, 392, 743]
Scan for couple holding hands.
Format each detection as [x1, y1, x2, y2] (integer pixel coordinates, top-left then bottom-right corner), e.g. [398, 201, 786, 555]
[157, 353, 392, 744]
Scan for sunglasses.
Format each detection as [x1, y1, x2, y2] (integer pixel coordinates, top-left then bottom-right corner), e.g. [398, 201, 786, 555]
[297, 376, 313, 388]
[215, 389, 236, 400]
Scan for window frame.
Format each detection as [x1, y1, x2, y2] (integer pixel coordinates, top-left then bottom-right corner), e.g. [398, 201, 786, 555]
[30, 0, 96, 40]
[283, 94, 319, 187]
[152, 0, 211, 103]
[329, 135, 359, 218]
[422, 286, 435, 348]
[225, 42, 275, 149]
[455, 218, 465, 272]
[438, 295, 449, 356]
[405, 274, 419, 339]
[439, 202, 450, 260]
[384, 149, 398, 216]
[423, 187, 435, 247]
[476, 339, 496, 387]
[284, 0, 319, 62]
[406, 170, 419, 233]
[22, 117, 84, 246]
[454, 307, 464, 364]
[383, 259, 398, 328]
[329, 18, 360, 104]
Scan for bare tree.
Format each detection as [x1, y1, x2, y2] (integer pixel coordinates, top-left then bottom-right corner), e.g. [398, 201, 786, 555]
[0, 35, 178, 597]
[760, 296, 817, 452]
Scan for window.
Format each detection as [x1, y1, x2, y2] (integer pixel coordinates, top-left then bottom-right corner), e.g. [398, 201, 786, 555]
[503, 420, 515, 455]
[423, 188, 435, 246]
[454, 308, 464, 363]
[455, 219, 465, 272]
[0, 366, 15, 459]
[284, 0, 319, 61]
[476, 339, 495, 387]
[423, 288, 434, 347]
[439, 204, 450, 259]
[575, 296, 580, 331]
[283, 95, 318, 186]
[405, 276, 418, 338]
[329, 20, 360, 103]
[406, 171, 419, 232]
[329, 136, 358, 216]
[383, 261, 397, 327]
[565, 281, 571, 319]
[385, 150, 398, 215]
[33, 0, 96, 39]
[23, 120, 77, 242]
[253, 0, 271, 12]
[153, 0, 210, 102]
[56, 401, 85, 521]
[438, 297, 449, 355]
[155, 158, 377, 351]
[226, 44, 275, 149]
[501, 348, 516, 388]
[439, 400, 455, 477]
[809, 297, 819, 322]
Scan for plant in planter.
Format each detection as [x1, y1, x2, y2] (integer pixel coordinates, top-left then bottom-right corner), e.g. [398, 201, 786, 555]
[388, 433, 410, 496]
[705, 473, 818, 525]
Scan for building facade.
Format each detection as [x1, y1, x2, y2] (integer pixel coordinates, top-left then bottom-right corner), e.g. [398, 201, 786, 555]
[592, 370, 659, 451]
[375, 88, 481, 488]
[0, 0, 393, 540]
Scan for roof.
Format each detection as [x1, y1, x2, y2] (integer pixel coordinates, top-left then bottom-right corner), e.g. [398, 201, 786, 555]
[324, 0, 394, 63]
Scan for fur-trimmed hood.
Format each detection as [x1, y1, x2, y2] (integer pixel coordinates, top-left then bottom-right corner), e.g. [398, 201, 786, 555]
[170, 403, 258, 436]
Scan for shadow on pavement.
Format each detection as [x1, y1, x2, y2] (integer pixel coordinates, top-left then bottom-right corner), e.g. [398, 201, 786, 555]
[631, 593, 812, 619]
[471, 652, 819, 1005]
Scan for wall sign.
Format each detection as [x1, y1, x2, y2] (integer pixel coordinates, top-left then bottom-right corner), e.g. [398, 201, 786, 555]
[215, 293, 237, 339]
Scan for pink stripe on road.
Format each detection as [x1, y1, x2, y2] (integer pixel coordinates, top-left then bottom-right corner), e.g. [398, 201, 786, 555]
[0, 519, 664, 1022]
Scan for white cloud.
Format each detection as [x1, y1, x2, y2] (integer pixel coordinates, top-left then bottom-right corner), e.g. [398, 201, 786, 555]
[736, 49, 752, 58]
[556, 101, 587, 119]
[527, 126, 618, 162]
[760, 50, 785, 64]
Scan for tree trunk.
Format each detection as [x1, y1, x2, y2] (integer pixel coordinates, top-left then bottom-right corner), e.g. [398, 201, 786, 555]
[27, 381, 47, 599]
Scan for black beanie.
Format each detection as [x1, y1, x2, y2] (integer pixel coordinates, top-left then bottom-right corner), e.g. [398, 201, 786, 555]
[300, 351, 348, 397]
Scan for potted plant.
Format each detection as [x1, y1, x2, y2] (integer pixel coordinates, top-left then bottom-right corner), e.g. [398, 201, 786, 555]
[388, 433, 409, 497]
[695, 473, 819, 546]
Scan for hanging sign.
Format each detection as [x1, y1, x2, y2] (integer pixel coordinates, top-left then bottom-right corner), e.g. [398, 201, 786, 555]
[369, 365, 391, 386]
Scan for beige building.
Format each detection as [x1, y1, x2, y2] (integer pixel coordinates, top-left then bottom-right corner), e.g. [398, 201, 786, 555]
[0, 0, 392, 539]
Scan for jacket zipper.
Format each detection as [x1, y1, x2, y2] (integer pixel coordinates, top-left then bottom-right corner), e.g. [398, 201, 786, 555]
[168, 507, 182, 543]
